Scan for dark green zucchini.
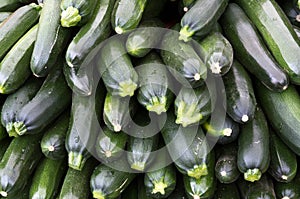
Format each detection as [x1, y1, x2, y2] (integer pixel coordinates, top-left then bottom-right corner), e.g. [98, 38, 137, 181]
[0, 24, 38, 94]
[136, 52, 174, 115]
[13, 67, 71, 136]
[215, 143, 240, 184]
[111, 0, 148, 34]
[0, 134, 43, 198]
[274, 172, 300, 199]
[0, 0, 21, 12]
[60, 0, 97, 27]
[29, 157, 67, 199]
[160, 25, 207, 88]
[1, 77, 42, 137]
[237, 107, 270, 182]
[144, 164, 177, 198]
[0, 3, 40, 60]
[142, 0, 167, 20]
[277, 0, 300, 27]
[95, 127, 128, 163]
[220, 3, 289, 92]
[254, 81, 300, 156]
[65, 0, 114, 68]
[214, 182, 240, 199]
[234, 0, 300, 85]
[5, 178, 32, 199]
[0, 12, 11, 23]
[31, 0, 70, 77]
[223, 60, 257, 124]
[179, 0, 228, 42]
[40, 112, 69, 160]
[98, 38, 139, 97]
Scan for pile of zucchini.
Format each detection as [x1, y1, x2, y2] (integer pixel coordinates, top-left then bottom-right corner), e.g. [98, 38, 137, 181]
[0, 0, 300, 198]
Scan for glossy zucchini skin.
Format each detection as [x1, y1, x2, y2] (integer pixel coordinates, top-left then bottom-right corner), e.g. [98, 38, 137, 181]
[0, 12, 11, 23]
[214, 182, 240, 199]
[237, 107, 270, 182]
[179, 0, 229, 42]
[234, 0, 300, 85]
[111, 0, 148, 34]
[40, 112, 69, 160]
[136, 52, 174, 115]
[274, 172, 300, 199]
[0, 24, 38, 94]
[0, 0, 21, 12]
[223, 60, 257, 124]
[0, 138, 11, 162]
[220, 3, 289, 92]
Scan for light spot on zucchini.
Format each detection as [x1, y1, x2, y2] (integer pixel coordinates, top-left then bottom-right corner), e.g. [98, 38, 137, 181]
[282, 197, 290, 199]
[48, 145, 55, 152]
[281, 175, 288, 180]
[297, 14, 300, 23]
[115, 26, 124, 34]
[241, 115, 249, 122]
[152, 181, 168, 195]
[222, 128, 232, 137]
[220, 170, 227, 176]
[105, 150, 112, 158]
[131, 162, 146, 171]
[183, 7, 189, 12]
[0, 191, 7, 197]
[113, 124, 122, 132]
[209, 61, 222, 74]
[119, 80, 137, 97]
[194, 73, 201, 81]
[193, 195, 200, 199]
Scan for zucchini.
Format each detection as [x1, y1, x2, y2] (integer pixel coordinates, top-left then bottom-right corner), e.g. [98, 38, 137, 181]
[195, 32, 233, 76]
[40, 112, 69, 160]
[234, 0, 300, 85]
[174, 85, 211, 127]
[65, 0, 114, 68]
[144, 164, 177, 198]
[274, 172, 300, 199]
[13, 67, 71, 136]
[60, 0, 97, 27]
[126, 19, 164, 58]
[0, 0, 21, 12]
[98, 38, 139, 97]
[215, 143, 240, 184]
[214, 182, 240, 199]
[254, 81, 300, 156]
[223, 60, 256, 123]
[142, 0, 167, 20]
[31, 0, 70, 77]
[136, 52, 174, 115]
[160, 25, 207, 88]
[220, 3, 289, 92]
[161, 111, 210, 179]
[1, 77, 42, 137]
[111, 0, 148, 34]
[59, 158, 98, 199]
[95, 127, 128, 163]
[237, 106, 270, 182]
[0, 134, 43, 198]
[29, 157, 67, 199]
[276, 0, 300, 27]
[0, 24, 38, 94]
[0, 12, 11, 23]
[0, 3, 40, 60]
[179, 0, 228, 42]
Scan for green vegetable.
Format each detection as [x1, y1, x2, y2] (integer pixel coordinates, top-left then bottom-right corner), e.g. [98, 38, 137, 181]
[0, 0, 21, 12]
[0, 12, 11, 23]
[274, 172, 300, 199]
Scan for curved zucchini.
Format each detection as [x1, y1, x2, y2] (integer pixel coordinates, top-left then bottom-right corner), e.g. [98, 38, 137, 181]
[234, 0, 300, 84]
[111, 0, 148, 34]
[220, 3, 289, 92]
[136, 52, 174, 115]
[60, 0, 97, 27]
[0, 24, 38, 94]
[237, 107, 270, 182]
[0, 12, 11, 23]
[0, 0, 21, 12]
[223, 60, 256, 123]
[13, 67, 72, 136]
[40, 112, 69, 160]
[274, 172, 300, 199]
[179, 0, 228, 42]
[214, 182, 240, 199]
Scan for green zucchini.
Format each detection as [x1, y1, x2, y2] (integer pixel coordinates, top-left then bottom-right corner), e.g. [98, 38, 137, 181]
[195, 32, 233, 76]
[144, 164, 177, 198]
[160, 25, 207, 88]
[31, 0, 70, 77]
[59, 158, 98, 199]
[237, 107, 270, 182]
[234, 0, 300, 85]
[40, 112, 69, 160]
[120, 181, 138, 199]
[215, 143, 240, 184]
[111, 0, 148, 34]
[174, 85, 211, 127]
[0, 0, 21, 12]
[179, 0, 228, 42]
[65, 0, 114, 68]
[0, 3, 40, 60]
[274, 172, 300, 199]
[277, 0, 300, 27]
[126, 19, 164, 58]
[254, 81, 300, 156]
[95, 127, 128, 163]
[1, 77, 42, 137]
[161, 111, 210, 179]
[220, 3, 289, 92]
[29, 157, 67, 199]
[0, 12, 11, 23]
[0, 134, 43, 198]
[5, 178, 32, 199]
[136, 52, 174, 115]
[0, 24, 38, 94]
[223, 60, 257, 124]
[98, 38, 139, 97]
[13, 67, 71, 136]
[214, 182, 240, 199]
[142, 0, 167, 20]
[60, 0, 97, 27]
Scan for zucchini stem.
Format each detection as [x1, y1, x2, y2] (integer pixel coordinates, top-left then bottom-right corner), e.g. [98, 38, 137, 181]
[93, 191, 105, 199]
[152, 181, 168, 195]
[146, 96, 167, 115]
[179, 26, 194, 42]
[68, 152, 86, 171]
[61, 6, 81, 27]
[13, 121, 27, 136]
[6, 123, 19, 137]
[131, 162, 146, 171]
[187, 164, 208, 179]
[0, 191, 7, 197]
[244, 168, 262, 182]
